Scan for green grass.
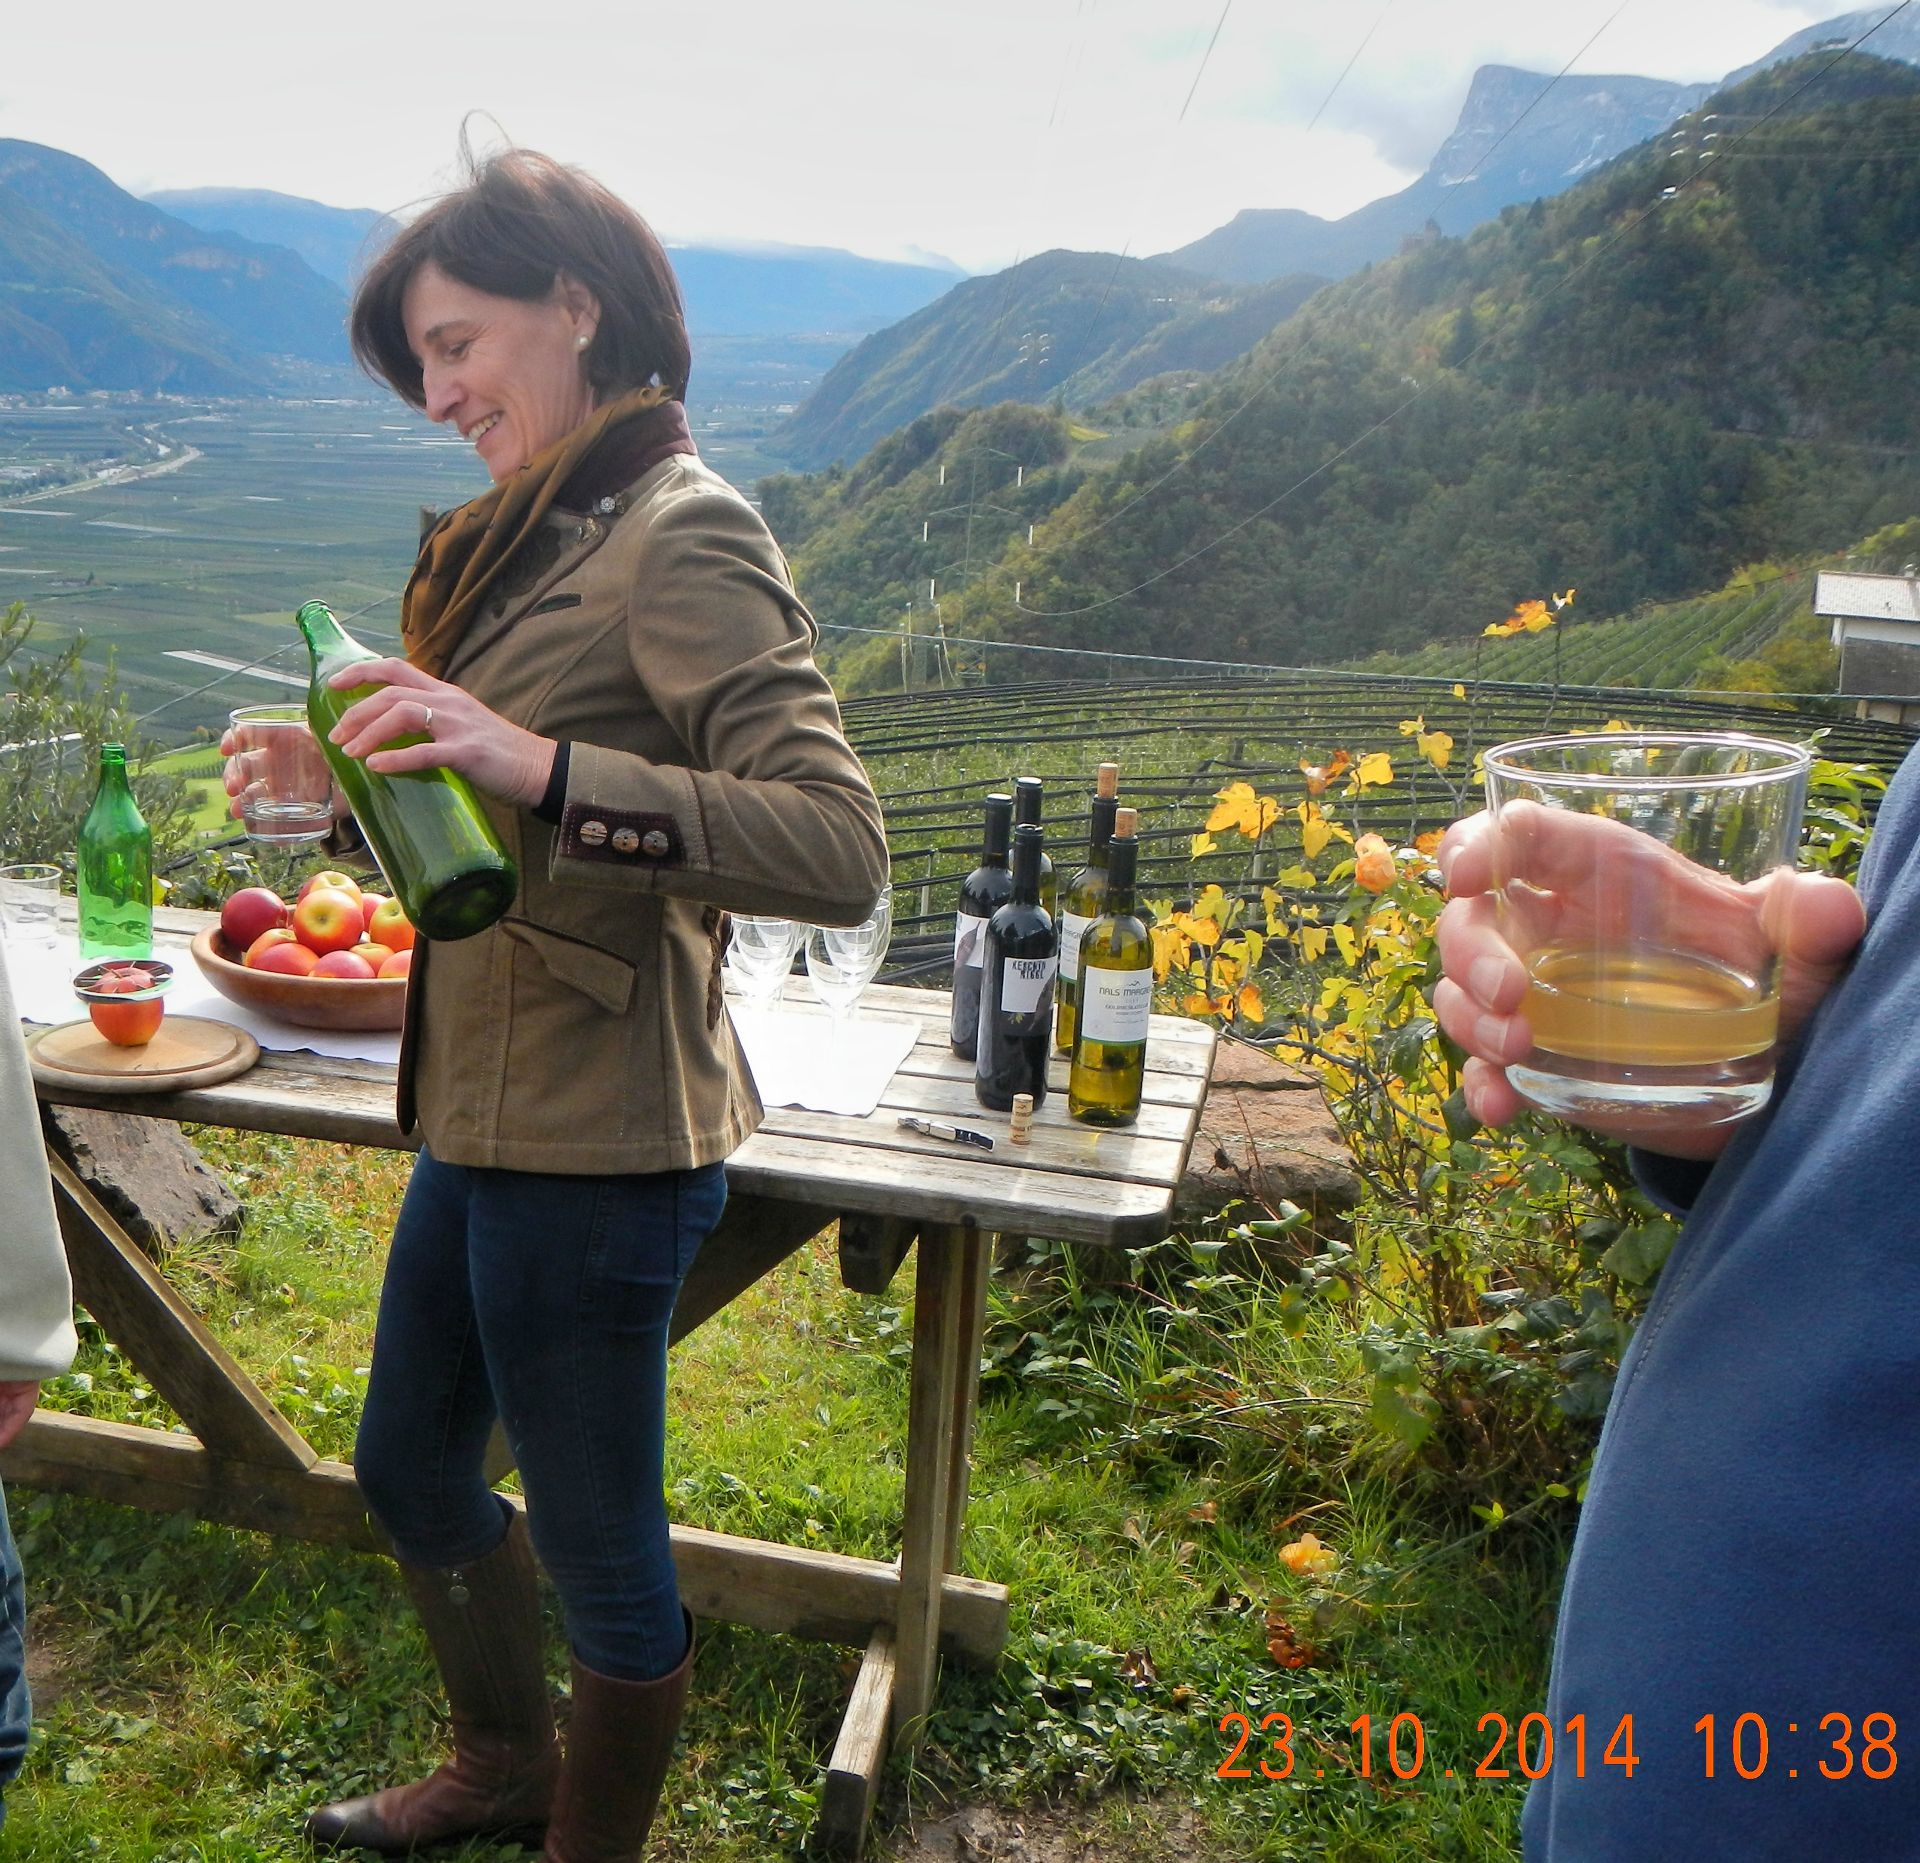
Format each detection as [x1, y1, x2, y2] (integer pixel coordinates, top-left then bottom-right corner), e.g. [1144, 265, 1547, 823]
[0, 1134, 1565, 1860]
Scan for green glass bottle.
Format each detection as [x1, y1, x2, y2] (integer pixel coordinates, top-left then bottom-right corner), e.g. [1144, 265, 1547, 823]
[1012, 776, 1056, 918]
[1055, 761, 1120, 1054]
[77, 744, 154, 961]
[296, 600, 518, 942]
[1068, 809, 1152, 1128]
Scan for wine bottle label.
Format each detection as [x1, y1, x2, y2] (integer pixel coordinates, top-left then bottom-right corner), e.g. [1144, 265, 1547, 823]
[1059, 911, 1097, 982]
[1079, 968, 1153, 1044]
[954, 911, 989, 970]
[1000, 954, 1058, 1015]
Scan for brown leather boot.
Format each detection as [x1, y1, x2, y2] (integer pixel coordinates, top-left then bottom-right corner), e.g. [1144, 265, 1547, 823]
[542, 1613, 695, 1862]
[306, 1512, 560, 1853]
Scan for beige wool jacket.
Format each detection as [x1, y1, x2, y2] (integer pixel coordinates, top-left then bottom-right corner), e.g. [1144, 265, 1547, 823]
[0, 947, 76, 1383]
[396, 453, 889, 1174]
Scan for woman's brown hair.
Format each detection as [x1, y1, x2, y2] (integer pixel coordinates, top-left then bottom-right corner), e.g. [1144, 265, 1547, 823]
[351, 146, 691, 406]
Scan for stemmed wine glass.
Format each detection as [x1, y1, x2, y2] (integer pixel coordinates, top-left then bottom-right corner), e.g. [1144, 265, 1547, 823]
[724, 916, 802, 1011]
[805, 891, 894, 1054]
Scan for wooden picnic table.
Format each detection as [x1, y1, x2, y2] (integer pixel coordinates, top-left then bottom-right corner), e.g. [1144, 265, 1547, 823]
[8, 903, 1216, 1854]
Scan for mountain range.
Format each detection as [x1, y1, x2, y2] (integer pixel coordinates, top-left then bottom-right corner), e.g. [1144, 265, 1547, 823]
[778, 53, 1920, 687]
[773, 6, 1920, 467]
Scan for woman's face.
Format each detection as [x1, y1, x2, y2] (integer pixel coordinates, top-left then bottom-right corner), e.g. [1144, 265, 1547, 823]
[403, 261, 601, 482]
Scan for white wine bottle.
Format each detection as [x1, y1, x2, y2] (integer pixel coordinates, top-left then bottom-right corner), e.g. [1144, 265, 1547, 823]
[1055, 761, 1120, 1054]
[950, 792, 1014, 1059]
[1068, 808, 1151, 1127]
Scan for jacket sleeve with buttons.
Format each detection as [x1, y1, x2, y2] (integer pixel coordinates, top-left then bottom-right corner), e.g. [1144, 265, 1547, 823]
[548, 480, 890, 927]
[0, 948, 76, 1384]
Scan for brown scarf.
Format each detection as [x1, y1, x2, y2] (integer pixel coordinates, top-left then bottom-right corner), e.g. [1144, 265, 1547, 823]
[401, 384, 691, 678]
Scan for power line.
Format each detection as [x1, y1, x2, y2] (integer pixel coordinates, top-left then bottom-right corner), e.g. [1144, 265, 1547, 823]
[1305, 1, 1394, 135]
[1008, 1, 1911, 620]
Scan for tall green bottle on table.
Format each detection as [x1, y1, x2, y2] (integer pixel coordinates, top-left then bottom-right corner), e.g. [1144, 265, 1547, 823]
[1055, 761, 1120, 1054]
[295, 600, 517, 942]
[1068, 808, 1152, 1127]
[77, 744, 153, 961]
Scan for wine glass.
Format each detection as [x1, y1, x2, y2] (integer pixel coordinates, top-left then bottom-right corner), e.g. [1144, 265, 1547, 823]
[725, 916, 801, 1011]
[805, 891, 893, 1045]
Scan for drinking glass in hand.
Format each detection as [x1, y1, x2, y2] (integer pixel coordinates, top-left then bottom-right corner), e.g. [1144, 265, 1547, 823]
[724, 916, 800, 1010]
[228, 705, 334, 845]
[1483, 731, 1810, 1125]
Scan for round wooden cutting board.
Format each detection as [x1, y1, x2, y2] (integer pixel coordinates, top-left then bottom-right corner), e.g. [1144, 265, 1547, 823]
[28, 1016, 260, 1095]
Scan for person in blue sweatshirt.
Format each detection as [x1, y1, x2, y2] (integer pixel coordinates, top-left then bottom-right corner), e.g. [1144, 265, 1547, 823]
[1431, 739, 1918, 1859]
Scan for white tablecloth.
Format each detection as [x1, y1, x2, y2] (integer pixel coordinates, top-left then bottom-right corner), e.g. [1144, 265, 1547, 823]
[3, 929, 402, 1065]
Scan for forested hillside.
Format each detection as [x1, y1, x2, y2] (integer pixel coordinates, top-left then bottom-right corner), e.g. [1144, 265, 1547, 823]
[770, 250, 1324, 469]
[779, 55, 1920, 686]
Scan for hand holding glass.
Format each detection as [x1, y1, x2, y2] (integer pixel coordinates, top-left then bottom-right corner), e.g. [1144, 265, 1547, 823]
[1482, 732, 1810, 1125]
[227, 705, 334, 845]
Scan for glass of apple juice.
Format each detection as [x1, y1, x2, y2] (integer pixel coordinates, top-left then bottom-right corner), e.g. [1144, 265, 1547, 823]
[1483, 730, 1811, 1127]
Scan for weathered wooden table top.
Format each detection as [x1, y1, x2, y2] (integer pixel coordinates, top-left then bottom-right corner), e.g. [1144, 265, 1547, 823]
[32, 908, 1218, 1249]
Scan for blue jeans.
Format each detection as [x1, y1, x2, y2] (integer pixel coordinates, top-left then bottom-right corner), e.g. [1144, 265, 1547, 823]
[0, 1481, 29, 1831]
[353, 1150, 726, 1682]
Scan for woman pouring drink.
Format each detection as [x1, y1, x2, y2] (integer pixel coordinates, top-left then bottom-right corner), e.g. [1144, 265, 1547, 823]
[231, 145, 888, 1859]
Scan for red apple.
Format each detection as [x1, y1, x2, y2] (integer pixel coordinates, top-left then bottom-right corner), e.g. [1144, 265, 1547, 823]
[348, 941, 394, 969]
[313, 949, 378, 980]
[243, 927, 300, 967]
[293, 885, 365, 955]
[367, 897, 415, 952]
[252, 939, 320, 977]
[358, 891, 390, 936]
[89, 992, 164, 1045]
[376, 947, 413, 979]
[298, 869, 365, 909]
[220, 886, 290, 951]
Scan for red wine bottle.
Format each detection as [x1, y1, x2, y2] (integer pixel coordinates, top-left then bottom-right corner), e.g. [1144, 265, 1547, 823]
[976, 824, 1057, 1111]
[950, 792, 1014, 1058]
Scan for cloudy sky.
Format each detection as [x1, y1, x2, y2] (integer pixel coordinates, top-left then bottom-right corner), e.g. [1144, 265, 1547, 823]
[2, 1, 1855, 271]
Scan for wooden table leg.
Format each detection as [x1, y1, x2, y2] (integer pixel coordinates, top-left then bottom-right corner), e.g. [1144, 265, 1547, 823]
[891, 1219, 993, 1750]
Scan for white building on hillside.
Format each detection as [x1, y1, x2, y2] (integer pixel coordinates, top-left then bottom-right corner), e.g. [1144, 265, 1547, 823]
[1814, 571, 1920, 727]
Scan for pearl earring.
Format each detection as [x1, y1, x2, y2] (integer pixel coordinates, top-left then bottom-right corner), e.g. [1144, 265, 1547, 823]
[577, 335, 590, 350]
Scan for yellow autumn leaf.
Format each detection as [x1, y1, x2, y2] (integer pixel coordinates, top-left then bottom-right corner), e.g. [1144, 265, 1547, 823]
[1519, 601, 1556, 633]
[1352, 750, 1394, 789]
[1397, 715, 1424, 737]
[1332, 923, 1360, 964]
[1205, 780, 1257, 834]
[1191, 831, 1218, 857]
[1483, 619, 1516, 637]
[1275, 864, 1318, 888]
[1149, 923, 1188, 981]
[1452, 683, 1468, 699]
[1417, 728, 1454, 771]
[1602, 717, 1632, 733]
[1237, 981, 1266, 1023]
[1207, 781, 1281, 839]
[1300, 925, 1329, 962]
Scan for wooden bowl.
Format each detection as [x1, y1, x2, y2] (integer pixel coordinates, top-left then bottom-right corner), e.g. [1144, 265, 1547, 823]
[189, 928, 408, 1031]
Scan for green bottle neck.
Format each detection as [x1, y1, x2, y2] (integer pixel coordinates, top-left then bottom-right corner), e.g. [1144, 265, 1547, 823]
[296, 600, 376, 669]
[1104, 839, 1138, 915]
[96, 746, 132, 797]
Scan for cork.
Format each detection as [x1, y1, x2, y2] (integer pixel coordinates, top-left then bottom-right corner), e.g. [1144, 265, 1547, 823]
[1095, 762, 1120, 800]
[1114, 806, 1138, 838]
[1010, 1093, 1034, 1143]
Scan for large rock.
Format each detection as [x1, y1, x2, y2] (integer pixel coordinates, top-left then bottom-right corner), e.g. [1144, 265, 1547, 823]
[1175, 1040, 1360, 1220]
[40, 1105, 244, 1256]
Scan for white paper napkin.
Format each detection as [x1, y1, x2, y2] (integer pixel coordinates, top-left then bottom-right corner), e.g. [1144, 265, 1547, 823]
[728, 999, 918, 1117]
